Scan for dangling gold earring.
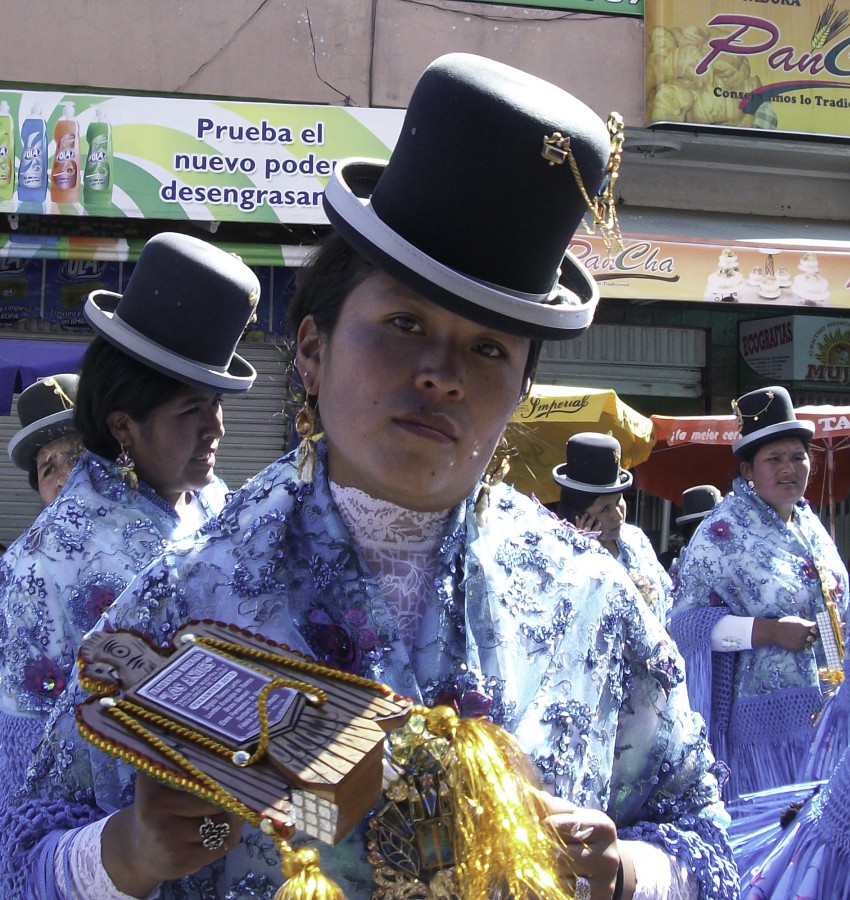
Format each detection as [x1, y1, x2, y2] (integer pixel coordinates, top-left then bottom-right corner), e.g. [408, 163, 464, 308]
[295, 396, 319, 483]
[116, 445, 138, 490]
[474, 437, 512, 528]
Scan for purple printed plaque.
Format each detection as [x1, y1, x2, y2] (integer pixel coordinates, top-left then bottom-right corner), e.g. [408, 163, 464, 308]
[135, 644, 298, 743]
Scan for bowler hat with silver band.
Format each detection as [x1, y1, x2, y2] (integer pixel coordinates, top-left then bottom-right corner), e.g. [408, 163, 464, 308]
[86, 232, 260, 393]
[552, 432, 633, 493]
[676, 484, 722, 525]
[9, 373, 79, 478]
[732, 385, 814, 457]
[323, 53, 621, 340]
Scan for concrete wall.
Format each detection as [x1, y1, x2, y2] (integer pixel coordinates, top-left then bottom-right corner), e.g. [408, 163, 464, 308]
[1, 1, 644, 124]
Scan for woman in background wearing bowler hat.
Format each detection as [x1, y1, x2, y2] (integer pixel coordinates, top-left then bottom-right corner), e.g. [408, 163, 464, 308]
[676, 485, 722, 546]
[662, 484, 723, 572]
[0, 232, 259, 851]
[554, 432, 674, 624]
[8, 373, 84, 506]
[8, 55, 737, 899]
[669, 385, 848, 804]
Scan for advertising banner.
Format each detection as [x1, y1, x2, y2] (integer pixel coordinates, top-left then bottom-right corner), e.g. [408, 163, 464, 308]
[467, 0, 642, 13]
[0, 87, 404, 225]
[0, 256, 42, 324]
[740, 314, 850, 390]
[42, 258, 121, 330]
[646, 1, 850, 136]
[568, 231, 850, 310]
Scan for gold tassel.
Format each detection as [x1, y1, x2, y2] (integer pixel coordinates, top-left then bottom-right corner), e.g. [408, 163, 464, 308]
[474, 438, 512, 528]
[425, 705, 572, 899]
[275, 845, 346, 900]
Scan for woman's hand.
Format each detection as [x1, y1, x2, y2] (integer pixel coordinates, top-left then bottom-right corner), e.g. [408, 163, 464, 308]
[574, 512, 601, 534]
[753, 615, 818, 653]
[531, 787, 631, 900]
[101, 774, 243, 897]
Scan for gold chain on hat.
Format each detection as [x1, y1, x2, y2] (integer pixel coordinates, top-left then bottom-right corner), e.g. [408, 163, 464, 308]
[41, 376, 74, 410]
[731, 390, 775, 432]
[541, 111, 625, 256]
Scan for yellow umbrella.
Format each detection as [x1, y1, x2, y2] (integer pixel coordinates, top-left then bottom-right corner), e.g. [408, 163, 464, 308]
[504, 384, 656, 504]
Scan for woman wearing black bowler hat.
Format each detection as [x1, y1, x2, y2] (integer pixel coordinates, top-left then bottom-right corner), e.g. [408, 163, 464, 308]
[8, 55, 737, 899]
[0, 232, 259, 847]
[8, 373, 84, 506]
[669, 385, 849, 805]
[554, 432, 674, 624]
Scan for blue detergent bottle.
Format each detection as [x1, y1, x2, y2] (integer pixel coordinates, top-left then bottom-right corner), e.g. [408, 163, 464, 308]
[18, 106, 47, 204]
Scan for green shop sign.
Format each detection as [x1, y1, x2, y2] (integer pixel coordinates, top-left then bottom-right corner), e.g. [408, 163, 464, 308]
[467, 0, 642, 15]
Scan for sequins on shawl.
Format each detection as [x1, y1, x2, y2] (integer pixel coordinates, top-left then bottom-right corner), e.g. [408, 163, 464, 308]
[66, 574, 124, 633]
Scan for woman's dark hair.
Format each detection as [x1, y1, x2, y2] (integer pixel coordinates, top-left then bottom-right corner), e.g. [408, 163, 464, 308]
[737, 433, 811, 465]
[556, 487, 600, 522]
[286, 231, 375, 339]
[74, 337, 188, 459]
[286, 230, 542, 393]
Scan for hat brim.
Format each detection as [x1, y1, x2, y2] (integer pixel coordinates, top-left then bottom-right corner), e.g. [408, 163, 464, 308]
[551, 466, 633, 493]
[732, 420, 815, 457]
[8, 409, 77, 471]
[85, 293, 256, 393]
[324, 159, 599, 341]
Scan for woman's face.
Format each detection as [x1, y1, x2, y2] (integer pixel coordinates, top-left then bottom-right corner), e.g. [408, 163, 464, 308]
[582, 492, 627, 543]
[298, 271, 531, 512]
[35, 434, 82, 505]
[741, 437, 810, 519]
[113, 386, 225, 506]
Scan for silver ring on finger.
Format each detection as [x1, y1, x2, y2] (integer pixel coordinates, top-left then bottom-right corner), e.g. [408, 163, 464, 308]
[199, 815, 231, 851]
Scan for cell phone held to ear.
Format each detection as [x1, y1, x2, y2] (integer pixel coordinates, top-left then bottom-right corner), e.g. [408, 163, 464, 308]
[75, 620, 413, 845]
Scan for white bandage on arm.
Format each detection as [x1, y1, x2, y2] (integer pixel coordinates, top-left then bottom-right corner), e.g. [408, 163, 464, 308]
[709, 614, 754, 652]
[621, 839, 699, 900]
[54, 815, 160, 900]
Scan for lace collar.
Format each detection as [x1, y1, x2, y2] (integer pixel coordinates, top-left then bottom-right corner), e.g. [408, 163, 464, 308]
[330, 482, 452, 547]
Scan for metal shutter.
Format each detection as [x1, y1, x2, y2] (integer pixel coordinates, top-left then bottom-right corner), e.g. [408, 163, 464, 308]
[0, 335, 292, 549]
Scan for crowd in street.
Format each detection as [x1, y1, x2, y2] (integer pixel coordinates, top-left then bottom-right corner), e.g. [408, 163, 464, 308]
[0, 52, 846, 900]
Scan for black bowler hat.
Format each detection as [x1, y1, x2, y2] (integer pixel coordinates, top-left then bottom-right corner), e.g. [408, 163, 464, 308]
[676, 484, 722, 525]
[732, 385, 814, 457]
[85, 233, 260, 393]
[323, 53, 622, 340]
[552, 432, 633, 493]
[8, 374, 79, 481]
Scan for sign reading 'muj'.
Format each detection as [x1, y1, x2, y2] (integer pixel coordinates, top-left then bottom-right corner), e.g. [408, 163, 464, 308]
[646, 1, 850, 137]
[0, 88, 405, 224]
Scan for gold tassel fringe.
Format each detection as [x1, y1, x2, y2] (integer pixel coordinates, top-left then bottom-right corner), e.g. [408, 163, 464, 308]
[275, 845, 345, 900]
[425, 705, 572, 899]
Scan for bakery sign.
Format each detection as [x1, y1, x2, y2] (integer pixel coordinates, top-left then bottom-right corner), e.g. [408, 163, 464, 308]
[739, 314, 850, 389]
[646, 1, 850, 137]
[568, 232, 850, 309]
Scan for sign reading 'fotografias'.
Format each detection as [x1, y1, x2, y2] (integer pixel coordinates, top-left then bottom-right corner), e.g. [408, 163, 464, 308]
[646, 1, 850, 136]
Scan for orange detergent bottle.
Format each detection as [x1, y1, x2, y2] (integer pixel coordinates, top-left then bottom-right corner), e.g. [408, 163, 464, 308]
[50, 102, 80, 203]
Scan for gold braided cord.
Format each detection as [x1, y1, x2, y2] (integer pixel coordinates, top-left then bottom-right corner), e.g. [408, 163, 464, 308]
[107, 671, 313, 768]
[192, 634, 400, 698]
[78, 709, 262, 825]
[81, 677, 347, 898]
[79, 706, 343, 899]
[813, 559, 846, 687]
[564, 112, 625, 256]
